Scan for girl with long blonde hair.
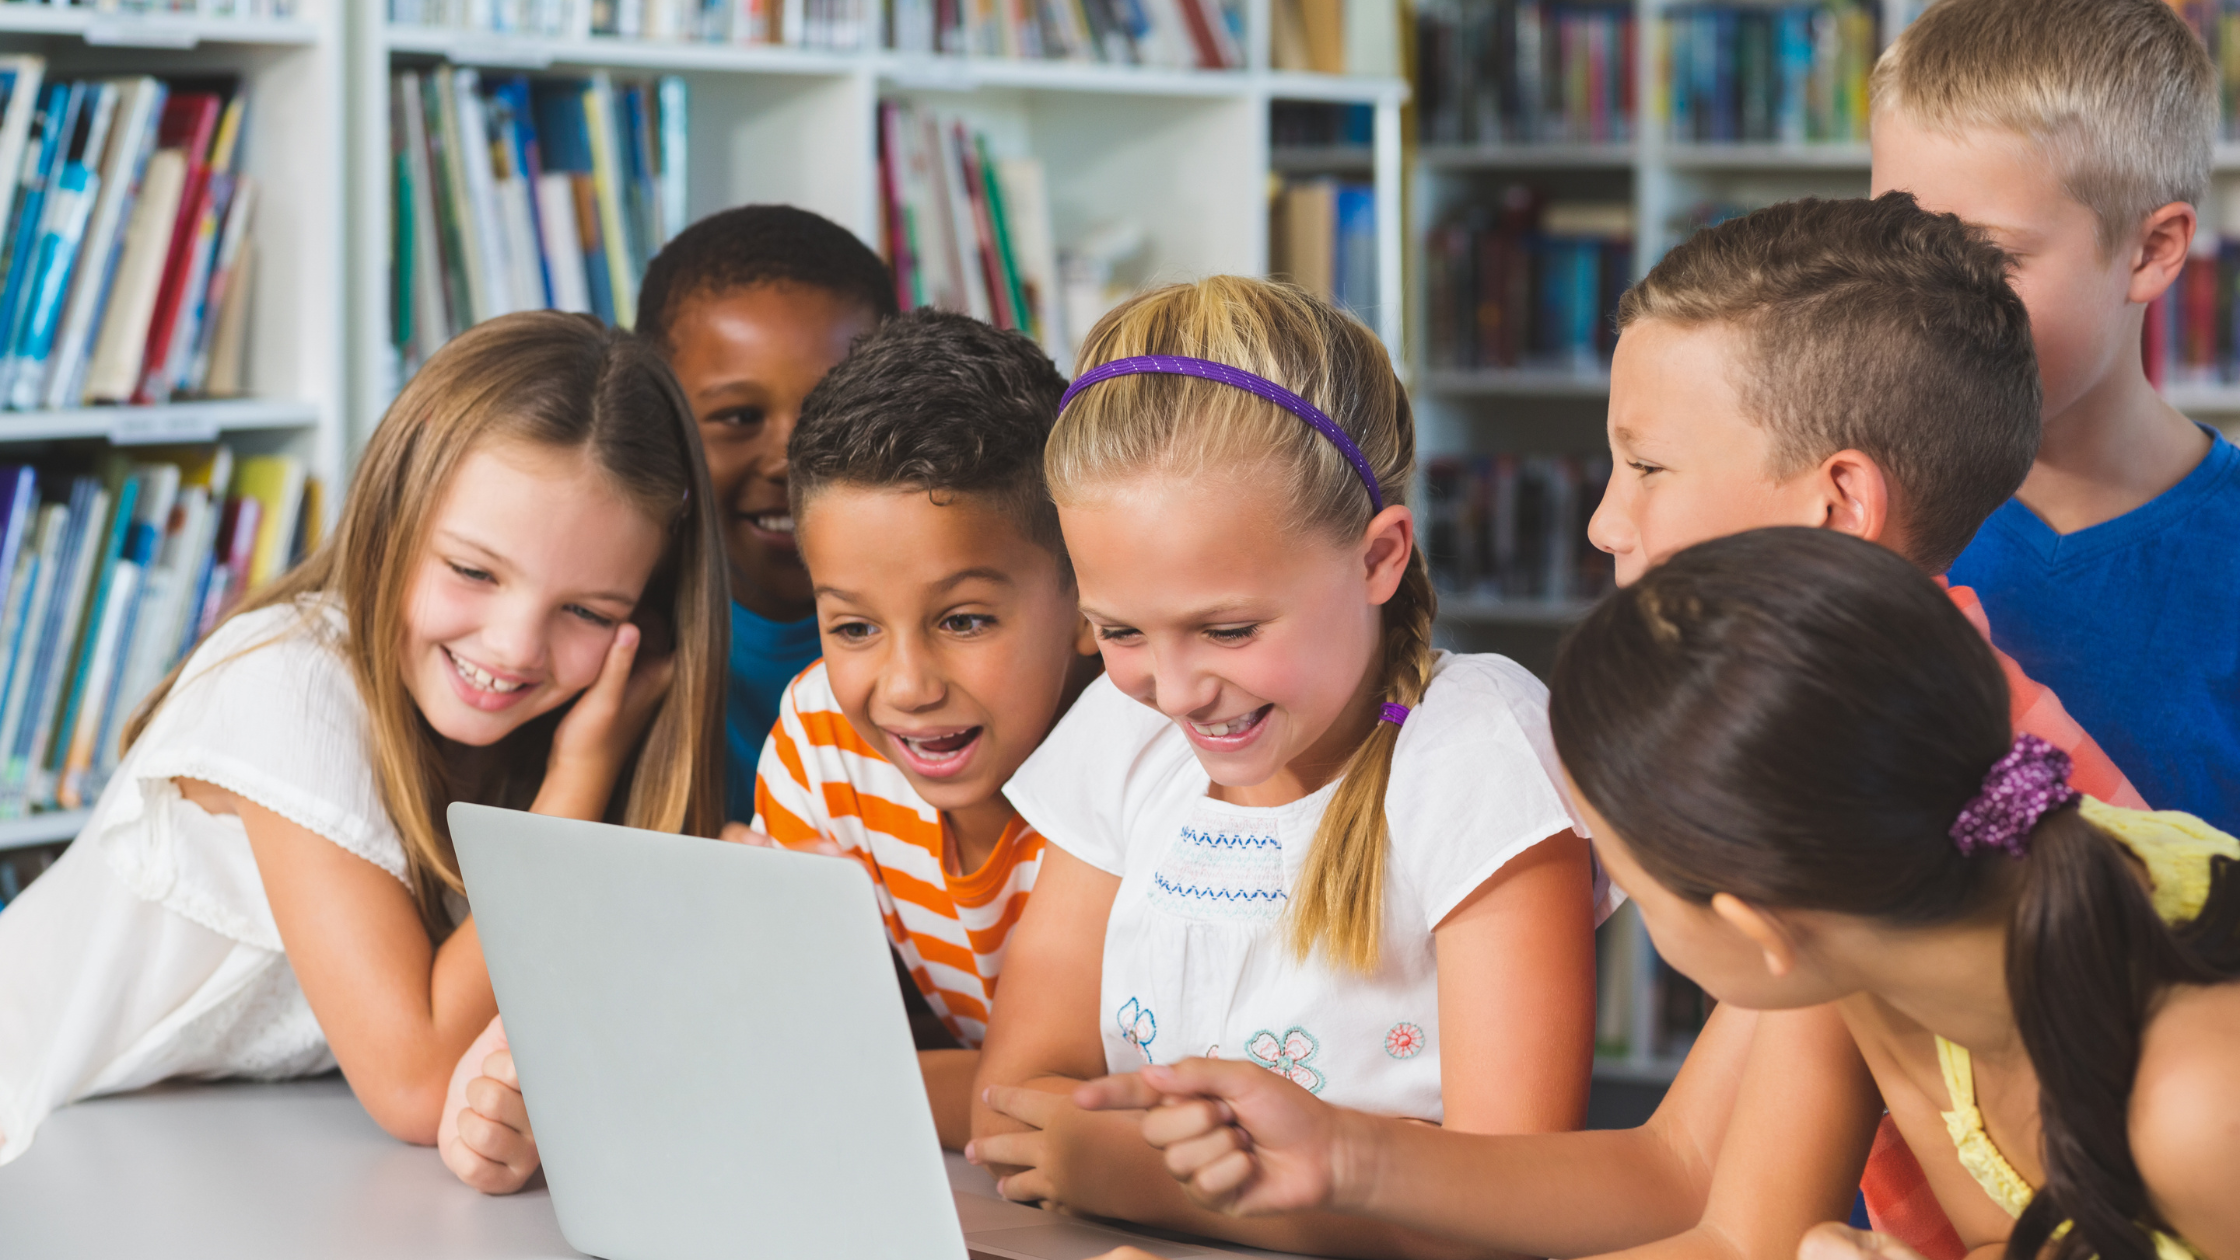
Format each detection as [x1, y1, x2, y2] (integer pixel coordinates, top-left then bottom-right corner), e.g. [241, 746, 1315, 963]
[0, 312, 726, 1167]
[965, 276, 1606, 1254]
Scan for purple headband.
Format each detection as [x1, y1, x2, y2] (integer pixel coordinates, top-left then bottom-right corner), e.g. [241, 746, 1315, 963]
[1056, 356, 1385, 511]
[1950, 733, 2078, 859]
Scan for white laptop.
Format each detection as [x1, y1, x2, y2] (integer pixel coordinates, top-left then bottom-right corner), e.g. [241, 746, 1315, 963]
[448, 803, 1256, 1260]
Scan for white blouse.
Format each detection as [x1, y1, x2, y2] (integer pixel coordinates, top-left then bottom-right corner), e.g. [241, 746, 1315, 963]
[0, 596, 404, 1164]
[1006, 651, 1610, 1123]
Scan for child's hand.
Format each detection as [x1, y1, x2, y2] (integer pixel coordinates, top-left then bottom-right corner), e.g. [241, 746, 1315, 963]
[1073, 1058, 1349, 1217]
[718, 822, 842, 858]
[967, 1085, 1090, 1208]
[1799, 1223, 1933, 1260]
[438, 1016, 541, 1195]
[539, 624, 673, 818]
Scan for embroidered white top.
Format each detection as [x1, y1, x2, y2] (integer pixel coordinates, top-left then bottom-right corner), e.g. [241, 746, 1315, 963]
[0, 597, 404, 1165]
[1005, 651, 1607, 1122]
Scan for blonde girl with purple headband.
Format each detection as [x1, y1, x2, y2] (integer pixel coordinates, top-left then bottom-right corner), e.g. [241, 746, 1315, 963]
[1083, 529, 2240, 1260]
[964, 275, 1612, 1254]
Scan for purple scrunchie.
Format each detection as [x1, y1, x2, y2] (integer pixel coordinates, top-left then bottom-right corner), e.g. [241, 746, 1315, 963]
[1378, 702, 1410, 727]
[1949, 733, 2078, 858]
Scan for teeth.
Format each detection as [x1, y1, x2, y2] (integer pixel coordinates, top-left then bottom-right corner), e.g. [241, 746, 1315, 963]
[754, 514, 795, 533]
[447, 648, 524, 694]
[1189, 710, 1263, 739]
[898, 732, 974, 762]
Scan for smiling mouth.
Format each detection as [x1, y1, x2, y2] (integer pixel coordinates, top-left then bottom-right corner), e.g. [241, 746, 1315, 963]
[445, 646, 527, 695]
[1188, 706, 1271, 739]
[748, 513, 794, 535]
[893, 727, 981, 765]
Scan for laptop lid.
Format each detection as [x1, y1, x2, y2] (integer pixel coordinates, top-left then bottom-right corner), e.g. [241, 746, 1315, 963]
[449, 803, 967, 1260]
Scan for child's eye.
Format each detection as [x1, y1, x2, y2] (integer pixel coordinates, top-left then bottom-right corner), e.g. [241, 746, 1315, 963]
[1205, 625, 1260, 645]
[939, 613, 995, 636]
[704, 406, 767, 433]
[565, 604, 617, 628]
[1628, 460, 1665, 477]
[1094, 625, 1142, 645]
[829, 620, 876, 644]
[448, 561, 494, 583]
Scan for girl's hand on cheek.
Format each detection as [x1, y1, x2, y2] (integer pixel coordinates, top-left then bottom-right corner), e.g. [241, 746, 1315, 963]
[539, 624, 672, 818]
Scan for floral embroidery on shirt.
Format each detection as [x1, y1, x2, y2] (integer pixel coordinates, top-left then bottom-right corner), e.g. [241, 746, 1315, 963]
[1247, 1026, 1325, 1094]
[1384, 1022, 1426, 1059]
[1117, 998, 1158, 1065]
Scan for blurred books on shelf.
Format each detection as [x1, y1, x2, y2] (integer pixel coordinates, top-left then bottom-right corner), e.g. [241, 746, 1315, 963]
[1425, 451, 1612, 606]
[0, 66, 260, 412]
[1416, 0, 1635, 147]
[1271, 99, 1372, 150]
[887, 0, 1243, 68]
[1595, 901, 1710, 1071]
[389, 0, 867, 48]
[391, 67, 685, 367]
[2149, 238, 2240, 389]
[0, 444, 322, 822]
[1270, 0, 1398, 77]
[5, 0, 299, 16]
[1270, 175, 1376, 322]
[1426, 190, 1630, 372]
[1660, 2, 1877, 145]
[877, 100, 1065, 360]
[2165, 2, 2240, 140]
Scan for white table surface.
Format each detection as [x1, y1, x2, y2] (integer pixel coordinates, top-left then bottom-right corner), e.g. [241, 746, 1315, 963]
[0, 1075, 1305, 1259]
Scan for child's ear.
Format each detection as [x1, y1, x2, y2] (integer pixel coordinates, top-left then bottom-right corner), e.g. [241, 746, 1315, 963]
[1074, 613, 1099, 657]
[2128, 201, 2197, 306]
[1362, 504, 1415, 601]
[1710, 892, 1801, 979]
[1814, 450, 1892, 549]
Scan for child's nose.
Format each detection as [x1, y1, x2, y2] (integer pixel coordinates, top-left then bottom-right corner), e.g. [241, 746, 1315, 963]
[1586, 490, 1629, 558]
[881, 640, 946, 711]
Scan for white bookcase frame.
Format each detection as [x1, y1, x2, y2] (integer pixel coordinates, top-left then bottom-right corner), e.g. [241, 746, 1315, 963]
[345, 10, 1412, 449]
[0, 1, 345, 854]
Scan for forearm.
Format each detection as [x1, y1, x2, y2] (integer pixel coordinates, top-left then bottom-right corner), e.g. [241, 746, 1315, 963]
[1341, 1111, 1708, 1258]
[922, 1049, 980, 1151]
[530, 760, 620, 821]
[346, 919, 499, 1143]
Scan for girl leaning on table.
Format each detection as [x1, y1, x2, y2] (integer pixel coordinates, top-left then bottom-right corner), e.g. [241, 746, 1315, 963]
[0, 312, 726, 1176]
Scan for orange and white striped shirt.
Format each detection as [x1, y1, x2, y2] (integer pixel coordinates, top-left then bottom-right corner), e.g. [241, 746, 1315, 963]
[750, 661, 1043, 1048]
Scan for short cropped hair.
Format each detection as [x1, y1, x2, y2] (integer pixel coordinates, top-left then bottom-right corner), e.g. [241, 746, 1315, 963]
[1617, 193, 2039, 574]
[636, 204, 899, 346]
[1872, 0, 2214, 254]
[789, 310, 1070, 571]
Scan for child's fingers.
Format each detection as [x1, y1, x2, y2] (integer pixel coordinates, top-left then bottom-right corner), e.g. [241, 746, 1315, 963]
[982, 1083, 1064, 1130]
[1138, 1096, 1236, 1148]
[1156, 1122, 1251, 1182]
[483, 1048, 519, 1091]
[463, 1073, 530, 1134]
[1799, 1224, 1924, 1260]
[1073, 1071, 1165, 1111]
[1182, 1147, 1260, 1205]
[994, 1167, 1057, 1205]
[964, 1129, 1040, 1169]
[440, 1125, 515, 1193]
[719, 822, 778, 847]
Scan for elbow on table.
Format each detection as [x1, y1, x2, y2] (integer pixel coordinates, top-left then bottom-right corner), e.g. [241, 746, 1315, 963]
[351, 1074, 447, 1147]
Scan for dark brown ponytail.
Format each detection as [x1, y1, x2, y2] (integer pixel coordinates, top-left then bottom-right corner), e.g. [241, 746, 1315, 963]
[1548, 528, 2240, 1260]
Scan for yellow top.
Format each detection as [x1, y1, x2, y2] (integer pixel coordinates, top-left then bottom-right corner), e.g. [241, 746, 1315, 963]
[1934, 797, 2239, 1260]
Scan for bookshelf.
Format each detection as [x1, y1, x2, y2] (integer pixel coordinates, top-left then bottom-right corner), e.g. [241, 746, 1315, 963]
[344, 10, 1412, 442]
[0, 1, 345, 869]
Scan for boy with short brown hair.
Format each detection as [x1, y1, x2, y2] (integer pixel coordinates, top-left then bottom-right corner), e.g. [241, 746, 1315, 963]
[1871, 0, 2239, 834]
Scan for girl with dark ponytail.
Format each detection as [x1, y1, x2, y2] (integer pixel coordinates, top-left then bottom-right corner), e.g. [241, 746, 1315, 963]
[962, 276, 1610, 1254]
[1080, 526, 2240, 1260]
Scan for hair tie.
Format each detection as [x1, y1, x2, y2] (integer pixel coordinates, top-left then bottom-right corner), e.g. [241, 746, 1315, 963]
[1950, 733, 2078, 858]
[1379, 702, 1410, 727]
[1057, 355, 1385, 511]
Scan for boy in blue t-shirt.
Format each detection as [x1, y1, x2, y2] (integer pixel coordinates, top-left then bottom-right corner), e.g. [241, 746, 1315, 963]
[1872, 0, 2239, 831]
[636, 206, 898, 819]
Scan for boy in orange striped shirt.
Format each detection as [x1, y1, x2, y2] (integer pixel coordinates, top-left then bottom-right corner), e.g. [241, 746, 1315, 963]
[735, 311, 1101, 1149]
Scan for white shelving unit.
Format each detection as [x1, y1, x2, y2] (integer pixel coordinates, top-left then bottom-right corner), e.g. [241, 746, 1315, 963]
[0, 1, 345, 857]
[344, 14, 1411, 442]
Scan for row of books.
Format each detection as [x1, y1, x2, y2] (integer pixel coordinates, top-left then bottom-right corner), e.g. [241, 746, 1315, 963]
[1595, 900, 1710, 1065]
[0, 64, 257, 413]
[889, 0, 1243, 68]
[0, 841, 60, 910]
[1269, 0, 1400, 78]
[1425, 192, 1632, 372]
[1270, 100, 1372, 150]
[388, 0, 873, 48]
[1269, 176, 1376, 322]
[0, 445, 320, 819]
[1416, 1, 1635, 147]
[1424, 452, 1614, 606]
[8, 1, 296, 15]
[2150, 246, 2240, 389]
[391, 69, 685, 370]
[1661, 2, 1878, 145]
[877, 101, 1065, 358]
